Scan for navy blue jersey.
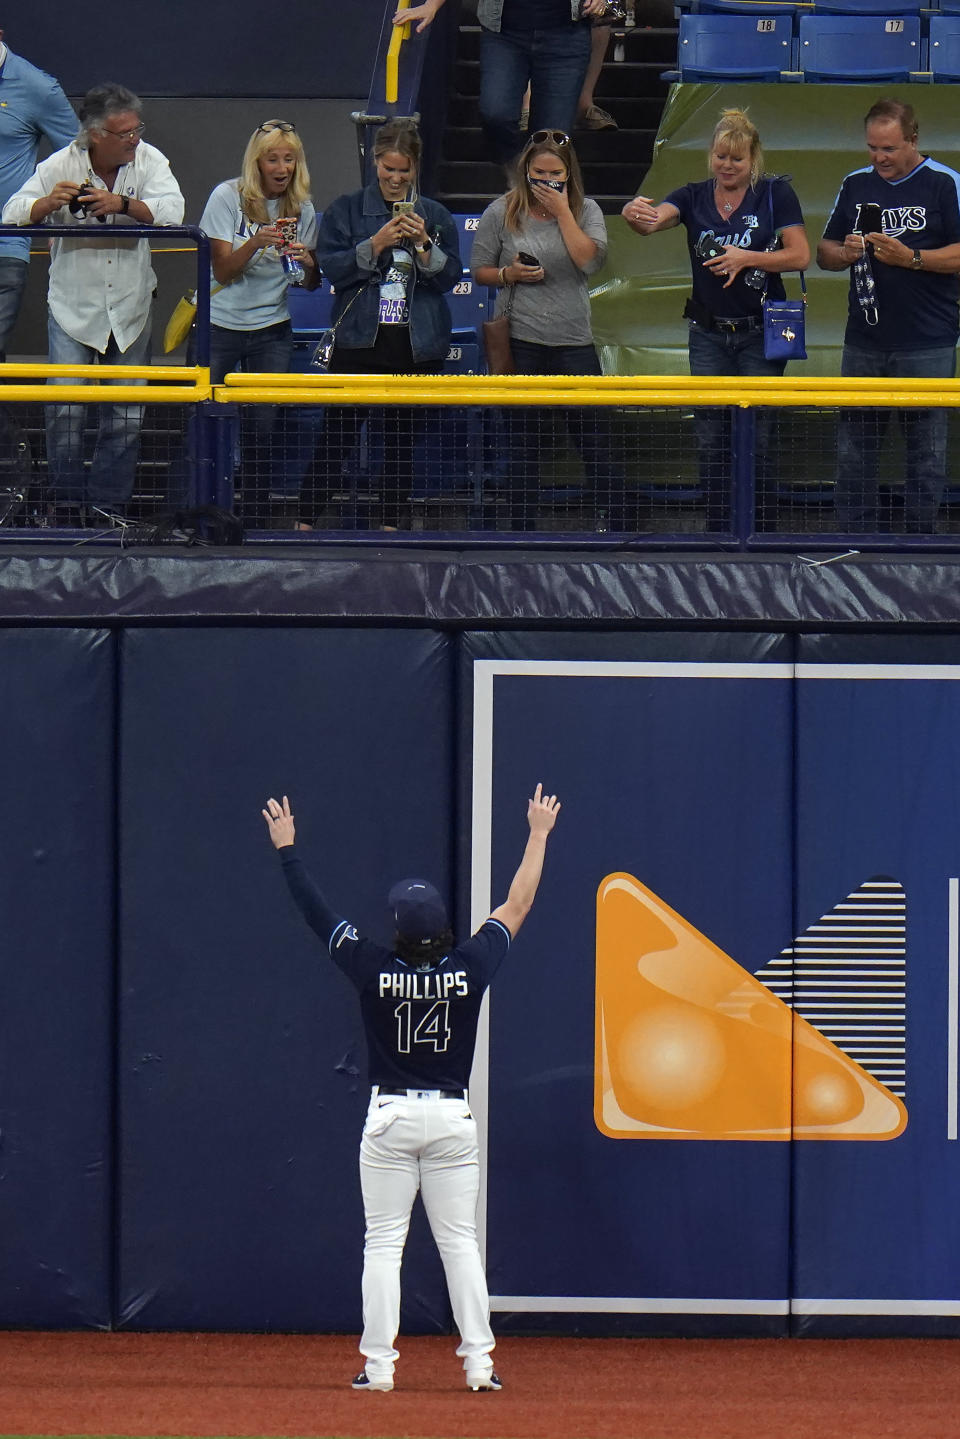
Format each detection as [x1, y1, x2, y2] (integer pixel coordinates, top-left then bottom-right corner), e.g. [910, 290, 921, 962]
[280, 852, 510, 1089]
[664, 176, 805, 319]
[822, 158, 960, 351]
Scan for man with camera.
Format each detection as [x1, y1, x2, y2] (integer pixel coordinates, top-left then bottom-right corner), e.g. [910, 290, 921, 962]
[818, 99, 960, 533]
[2, 82, 183, 519]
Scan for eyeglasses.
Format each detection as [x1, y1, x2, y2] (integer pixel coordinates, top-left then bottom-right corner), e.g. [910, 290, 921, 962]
[257, 120, 296, 134]
[530, 129, 570, 146]
[103, 122, 145, 141]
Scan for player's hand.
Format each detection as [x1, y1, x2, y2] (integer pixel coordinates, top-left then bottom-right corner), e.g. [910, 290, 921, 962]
[263, 794, 295, 848]
[527, 782, 560, 836]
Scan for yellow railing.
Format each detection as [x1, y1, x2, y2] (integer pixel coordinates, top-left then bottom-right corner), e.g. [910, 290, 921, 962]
[0, 363, 211, 404]
[385, 0, 410, 103]
[214, 373, 960, 409]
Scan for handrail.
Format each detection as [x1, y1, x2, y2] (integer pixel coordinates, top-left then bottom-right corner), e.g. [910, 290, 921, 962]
[215, 373, 960, 408]
[0, 223, 212, 367]
[386, 0, 411, 102]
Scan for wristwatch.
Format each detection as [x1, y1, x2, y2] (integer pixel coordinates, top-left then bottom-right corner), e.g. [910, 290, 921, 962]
[415, 239, 432, 254]
[912, 249, 923, 269]
[121, 195, 130, 215]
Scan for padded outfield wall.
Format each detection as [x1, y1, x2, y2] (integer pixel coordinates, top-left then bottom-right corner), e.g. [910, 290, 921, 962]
[4, 551, 960, 1337]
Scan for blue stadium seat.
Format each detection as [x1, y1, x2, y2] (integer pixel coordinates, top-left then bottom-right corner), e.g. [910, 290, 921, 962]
[287, 282, 336, 333]
[696, 0, 811, 14]
[798, 13, 922, 78]
[936, 0, 960, 14]
[930, 13, 960, 75]
[444, 334, 482, 374]
[672, 13, 796, 79]
[811, 0, 922, 12]
[444, 275, 487, 337]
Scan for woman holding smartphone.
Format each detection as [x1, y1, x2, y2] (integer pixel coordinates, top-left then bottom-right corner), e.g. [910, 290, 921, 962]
[311, 119, 461, 529]
[471, 129, 622, 531]
[199, 119, 319, 524]
[622, 107, 809, 531]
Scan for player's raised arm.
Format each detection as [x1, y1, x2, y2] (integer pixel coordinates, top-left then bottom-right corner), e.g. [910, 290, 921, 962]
[489, 782, 561, 938]
[263, 794, 295, 848]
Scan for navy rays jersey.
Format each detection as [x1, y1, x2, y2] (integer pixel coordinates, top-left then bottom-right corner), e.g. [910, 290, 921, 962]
[280, 851, 510, 1089]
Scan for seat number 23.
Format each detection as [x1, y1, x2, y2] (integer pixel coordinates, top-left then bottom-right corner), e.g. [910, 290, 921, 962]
[394, 1000, 451, 1053]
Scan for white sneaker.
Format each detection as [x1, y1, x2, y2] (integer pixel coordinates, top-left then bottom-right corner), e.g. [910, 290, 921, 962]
[351, 1371, 394, 1392]
[466, 1370, 502, 1391]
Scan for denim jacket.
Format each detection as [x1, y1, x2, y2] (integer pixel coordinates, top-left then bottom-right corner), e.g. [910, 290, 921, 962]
[316, 182, 462, 365]
[477, 0, 583, 28]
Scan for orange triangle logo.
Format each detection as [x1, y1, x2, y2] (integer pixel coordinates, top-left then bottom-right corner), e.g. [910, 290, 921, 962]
[595, 873, 908, 1141]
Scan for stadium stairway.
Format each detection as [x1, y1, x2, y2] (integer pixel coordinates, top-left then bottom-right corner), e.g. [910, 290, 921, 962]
[434, 3, 678, 215]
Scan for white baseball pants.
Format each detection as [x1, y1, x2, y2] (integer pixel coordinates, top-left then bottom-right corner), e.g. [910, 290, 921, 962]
[357, 1089, 496, 1382]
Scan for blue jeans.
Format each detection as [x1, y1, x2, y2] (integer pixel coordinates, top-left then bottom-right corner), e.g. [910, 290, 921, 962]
[479, 23, 591, 165]
[209, 321, 299, 506]
[687, 322, 786, 531]
[45, 314, 152, 508]
[506, 338, 627, 530]
[836, 343, 956, 533]
[0, 256, 28, 359]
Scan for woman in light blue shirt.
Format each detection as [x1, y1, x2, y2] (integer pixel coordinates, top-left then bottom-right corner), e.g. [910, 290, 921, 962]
[199, 119, 319, 523]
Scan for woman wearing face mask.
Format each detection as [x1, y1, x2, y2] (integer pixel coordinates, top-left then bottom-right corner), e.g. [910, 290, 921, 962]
[621, 108, 809, 531]
[198, 119, 319, 523]
[310, 119, 461, 529]
[471, 129, 624, 531]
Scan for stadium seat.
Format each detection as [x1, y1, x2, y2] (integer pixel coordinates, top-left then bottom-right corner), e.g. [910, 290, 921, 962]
[811, 0, 922, 13]
[696, 0, 812, 14]
[798, 13, 922, 79]
[287, 282, 336, 333]
[671, 13, 796, 79]
[930, 13, 960, 76]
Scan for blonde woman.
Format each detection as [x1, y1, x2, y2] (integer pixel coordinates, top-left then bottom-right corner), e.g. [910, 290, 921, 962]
[198, 120, 319, 522]
[623, 108, 809, 529]
[200, 118, 318, 383]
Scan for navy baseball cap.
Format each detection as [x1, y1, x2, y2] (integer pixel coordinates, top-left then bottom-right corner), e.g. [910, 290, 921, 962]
[388, 878, 448, 942]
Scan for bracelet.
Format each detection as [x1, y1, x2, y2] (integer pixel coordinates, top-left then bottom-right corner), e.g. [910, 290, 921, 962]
[498, 266, 506, 286]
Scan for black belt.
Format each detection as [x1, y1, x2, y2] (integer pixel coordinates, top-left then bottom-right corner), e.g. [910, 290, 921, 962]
[378, 1086, 467, 1099]
[683, 296, 762, 335]
[709, 314, 763, 335]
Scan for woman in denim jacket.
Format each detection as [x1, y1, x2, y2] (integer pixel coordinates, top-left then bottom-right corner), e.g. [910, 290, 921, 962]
[311, 120, 461, 529]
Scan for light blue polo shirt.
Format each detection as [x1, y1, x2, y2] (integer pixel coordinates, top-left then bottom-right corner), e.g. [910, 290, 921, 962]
[0, 47, 78, 262]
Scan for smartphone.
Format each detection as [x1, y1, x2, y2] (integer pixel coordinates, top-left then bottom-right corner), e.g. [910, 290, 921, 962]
[694, 231, 726, 262]
[392, 200, 415, 218]
[517, 250, 540, 267]
[854, 202, 883, 235]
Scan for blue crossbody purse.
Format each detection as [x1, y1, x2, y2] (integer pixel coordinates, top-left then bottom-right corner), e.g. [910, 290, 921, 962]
[760, 181, 807, 361]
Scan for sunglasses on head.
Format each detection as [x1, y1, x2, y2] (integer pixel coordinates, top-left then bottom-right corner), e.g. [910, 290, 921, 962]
[257, 120, 296, 134]
[530, 129, 570, 146]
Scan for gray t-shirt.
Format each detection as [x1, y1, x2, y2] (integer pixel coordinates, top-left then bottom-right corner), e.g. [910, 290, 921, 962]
[470, 193, 607, 347]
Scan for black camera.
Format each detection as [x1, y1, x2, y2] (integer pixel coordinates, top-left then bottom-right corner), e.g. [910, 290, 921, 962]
[694, 231, 726, 262]
[69, 182, 106, 224]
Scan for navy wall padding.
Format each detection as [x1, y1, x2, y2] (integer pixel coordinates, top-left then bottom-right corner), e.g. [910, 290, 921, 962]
[792, 633, 960, 1336]
[462, 632, 795, 1329]
[117, 628, 455, 1330]
[14, 1, 387, 98]
[0, 629, 114, 1328]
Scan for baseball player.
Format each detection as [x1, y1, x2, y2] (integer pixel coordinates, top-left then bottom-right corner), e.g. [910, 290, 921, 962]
[262, 782, 561, 1393]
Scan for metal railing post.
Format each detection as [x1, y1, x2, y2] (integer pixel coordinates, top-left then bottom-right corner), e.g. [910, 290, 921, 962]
[731, 406, 756, 549]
